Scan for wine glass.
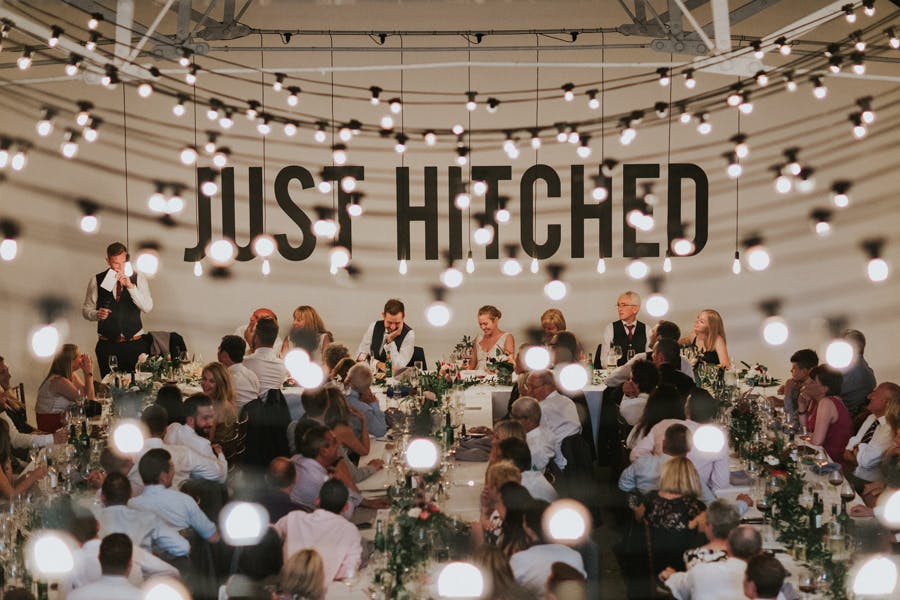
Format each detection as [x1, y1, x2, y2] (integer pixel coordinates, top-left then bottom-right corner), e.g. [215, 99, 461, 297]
[342, 563, 359, 590]
[840, 481, 855, 502]
[827, 469, 844, 489]
[108, 355, 118, 374]
[414, 360, 424, 373]
[612, 345, 623, 364]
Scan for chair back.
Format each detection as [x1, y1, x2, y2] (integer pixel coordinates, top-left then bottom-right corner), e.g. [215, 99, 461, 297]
[407, 346, 427, 368]
[220, 413, 250, 466]
[240, 389, 291, 467]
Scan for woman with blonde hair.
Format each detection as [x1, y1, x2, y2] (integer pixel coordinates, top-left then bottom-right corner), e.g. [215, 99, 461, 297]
[635, 456, 706, 571]
[281, 305, 334, 363]
[469, 305, 516, 371]
[681, 309, 731, 367]
[35, 343, 95, 431]
[489, 420, 527, 464]
[541, 309, 567, 345]
[199, 361, 238, 442]
[0, 420, 47, 499]
[278, 549, 325, 600]
[475, 460, 523, 547]
[322, 386, 371, 460]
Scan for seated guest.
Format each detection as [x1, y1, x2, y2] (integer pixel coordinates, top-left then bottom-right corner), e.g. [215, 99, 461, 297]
[0, 354, 67, 448]
[549, 330, 584, 365]
[199, 362, 239, 443]
[860, 398, 900, 506]
[661, 525, 765, 600]
[679, 309, 731, 367]
[344, 363, 387, 438]
[258, 457, 312, 521]
[243, 316, 287, 395]
[478, 461, 524, 545]
[219, 527, 284, 598]
[497, 483, 535, 558]
[287, 390, 329, 454]
[767, 349, 818, 418]
[217, 335, 260, 409]
[323, 386, 371, 460]
[620, 423, 690, 497]
[278, 549, 325, 600]
[235, 307, 282, 355]
[164, 394, 229, 470]
[540, 308, 567, 346]
[603, 291, 649, 367]
[154, 384, 185, 426]
[97, 472, 189, 557]
[510, 500, 586, 598]
[619, 359, 660, 426]
[547, 561, 589, 600]
[356, 298, 415, 373]
[0, 420, 47, 499]
[627, 384, 685, 452]
[798, 365, 853, 462]
[130, 404, 226, 495]
[524, 370, 581, 470]
[634, 457, 706, 572]
[685, 499, 740, 569]
[469, 305, 516, 370]
[280, 305, 334, 363]
[129, 449, 220, 543]
[489, 420, 527, 465]
[274, 479, 362, 583]
[510, 396, 556, 471]
[331, 357, 356, 384]
[68, 533, 141, 599]
[289, 421, 362, 516]
[653, 338, 695, 398]
[324, 343, 350, 378]
[839, 329, 877, 417]
[473, 545, 532, 600]
[843, 382, 900, 485]
[744, 553, 789, 600]
[35, 343, 95, 431]
[499, 437, 557, 502]
[605, 321, 693, 387]
[631, 388, 730, 495]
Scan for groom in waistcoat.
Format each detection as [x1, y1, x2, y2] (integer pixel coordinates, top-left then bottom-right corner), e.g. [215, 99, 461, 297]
[601, 291, 648, 367]
[356, 298, 415, 373]
[82, 242, 153, 376]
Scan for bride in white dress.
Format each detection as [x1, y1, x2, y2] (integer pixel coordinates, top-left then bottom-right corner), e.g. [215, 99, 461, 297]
[468, 305, 516, 371]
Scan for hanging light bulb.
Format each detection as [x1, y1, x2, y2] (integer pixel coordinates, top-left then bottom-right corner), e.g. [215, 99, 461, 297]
[831, 181, 851, 208]
[561, 83, 575, 101]
[751, 40, 764, 59]
[207, 239, 236, 267]
[596, 257, 606, 274]
[257, 116, 271, 136]
[329, 245, 351, 270]
[586, 89, 600, 109]
[645, 276, 669, 317]
[36, 109, 56, 137]
[185, 65, 198, 85]
[60, 129, 80, 159]
[200, 175, 218, 197]
[338, 126, 352, 142]
[314, 122, 327, 143]
[172, 96, 187, 117]
[543, 265, 568, 301]
[843, 4, 856, 23]
[887, 28, 900, 49]
[76, 102, 94, 127]
[85, 31, 99, 52]
[423, 130, 437, 146]
[810, 209, 832, 237]
[743, 236, 770, 271]
[811, 77, 827, 99]
[576, 137, 592, 159]
[134, 243, 160, 277]
[340, 176, 356, 193]
[619, 119, 636, 145]
[725, 152, 742, 179]
[663, 257, 672, 272]
[17, 48, 33, 70]
[530, 130, 542, 150]
[465, 250, 475, 274]
[501, 244, 522, 277]
[369, 86, 382, 105]
[849, 113, 867, 139]
[465, 91, 477, 111]
[65, 55, 81, 76]
[530, 257, 539, 274]
[10, 146, 27, 171]
[394, 133, 408, 154]
[252, 234, 276, 258]
[796, 168, 816, 194]
[524, 346, 551, 370]
[0, 220, 21, 262]
[627, 259, 649, 280]
[398, 258, 408, 275]
[389, 98, 402, 114]
[318, 180, 332, 194]
[657, 67, 670, 86]
[775, 36, 791, 55]
[212, 147, 230, 170]
[82, 118, 100, 143]
[312, 207, 338, 239]
[425, 287, 452, 327]
[696, 113, 712, 135]
[862, 238, 889, 283]
[286, 86, 300, 107]
[454, 190, 471, 210]
[332, 144, 347, 165]
[683, 69, 696, 89]
[732, 250, 741, 275]
[192, 261, 202, 277]
[473, 224, 493, 246]
[147, 183, 167, 213]
[78, 200, 100, 234]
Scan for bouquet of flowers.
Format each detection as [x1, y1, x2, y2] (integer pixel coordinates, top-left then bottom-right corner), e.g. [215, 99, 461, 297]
[485, 348, 514, 385]
[739, 361, 780, 387]
[729, 397, 762, 452]
[136, 353, 181, 382]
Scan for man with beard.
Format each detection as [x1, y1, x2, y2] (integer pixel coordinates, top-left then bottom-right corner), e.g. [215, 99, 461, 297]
[164, 394, 227, 468]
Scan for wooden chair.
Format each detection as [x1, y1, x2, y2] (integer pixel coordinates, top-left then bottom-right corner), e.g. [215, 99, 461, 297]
[220, 414, 250, 467]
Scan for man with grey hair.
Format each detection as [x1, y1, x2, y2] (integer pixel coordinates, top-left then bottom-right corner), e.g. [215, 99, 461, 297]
[602, 291, 648, 367]
[523, 370, 580, 470]
[843, 381, 900, 485]
[839, 329, 877, 417]
[345, 362, 387, 438]
[510, 396, 556, 471]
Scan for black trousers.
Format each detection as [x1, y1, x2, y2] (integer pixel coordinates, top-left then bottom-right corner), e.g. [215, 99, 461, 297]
[95, 335, 151, 376]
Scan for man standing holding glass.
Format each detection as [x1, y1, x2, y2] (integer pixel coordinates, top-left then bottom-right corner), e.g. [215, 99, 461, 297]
[601, 291, 648, 367]
[82, 241, 153, 376]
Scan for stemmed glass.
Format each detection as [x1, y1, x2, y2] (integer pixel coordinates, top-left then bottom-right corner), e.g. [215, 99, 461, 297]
[827, 469, 844, 490]
[108, 355, 118, 375]
[840, 481, 855, 503]
[342, 563, 359, 590]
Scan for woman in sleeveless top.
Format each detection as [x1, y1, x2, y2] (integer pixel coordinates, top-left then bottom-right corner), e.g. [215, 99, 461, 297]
[35, 344, 95, 431]
[469, 305, 516, 371]
[200, 361, 238, 444]
[679, 309, 731, 368]
[280, 305, 333, 363]
[798, 365, 853, 462]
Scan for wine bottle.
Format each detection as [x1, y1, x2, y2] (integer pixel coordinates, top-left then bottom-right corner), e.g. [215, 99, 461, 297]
[374, 519, 386, 553]
[68, 424, 78, 449]
[47, 458, 58, 491]
[443, 412, 454, 448]
[460, 423, 467, 439]
[385, 356, 393, 379]
[79, 420, 90, 452]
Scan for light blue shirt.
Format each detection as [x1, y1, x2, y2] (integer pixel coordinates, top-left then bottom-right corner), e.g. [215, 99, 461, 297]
[129, 484, 217, 540]
[289, 455, 361, 518]
[345, 388, 387, 438]
[619, 454, 670, 494]
[97, 504, 190, 557]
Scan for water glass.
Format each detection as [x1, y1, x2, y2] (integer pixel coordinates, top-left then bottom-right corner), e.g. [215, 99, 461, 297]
[108, 355, 118, 374]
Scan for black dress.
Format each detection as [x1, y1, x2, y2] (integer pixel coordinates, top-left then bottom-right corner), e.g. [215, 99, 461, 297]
[642, 491, 706, 572]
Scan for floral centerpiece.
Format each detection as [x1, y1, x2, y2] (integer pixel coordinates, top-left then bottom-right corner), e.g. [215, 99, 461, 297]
[738, 361, 780, 387]
[729, 396, 762, 453]
[485, 348, 514, 385]
[136, 353, 181, 381]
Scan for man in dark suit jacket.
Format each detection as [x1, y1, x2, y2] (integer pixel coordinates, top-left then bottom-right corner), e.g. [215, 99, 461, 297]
[653, 338, 695, 399]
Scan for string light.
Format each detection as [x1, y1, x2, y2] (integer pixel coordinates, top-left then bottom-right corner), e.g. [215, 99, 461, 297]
[857, 97, 875, 123]
[85, 31, 99, 51]
[257, 116, 272, 136]
[87, 13, 102, 30]
[246, 101, 260, 120]
[65, 55, 81, 76]
[456, 147, 469, 166]
[185, 65, 198, 85]
[283, 121, 297, 136]
[842, 3, 856, 23]
[683, 69, 696, 89]
[486, 97, 500, 113]
[347, 194, 364, 217]
[656, 68, 670, 86]
[811, 76, 827, 99]
[591, 176, 609, 202]
[0, 219, 20, 262]
[783, 148, 802, 176]
[369, 86, 382, 105]
[586, 89, 600, 109]
[796, 167, 816, 193]
[394, 133, 408, 154]
[862, 0, 875, 17]
[423, 130, 437, 146]
[759, 299, 789, 346]
[172, 95, 187, 117]
[134, 243, 160, 277]
[862, 238, 889, 283]
[645, 276, 669, 317]
[561, 83, 575, 101]
[0, 140, 9, 169]
[743, 235, 771, 271]
[10, 145, 27, 171]
[831, 181, 851, 208]
[425, 289, 452, 327]
[809, 208, 832, 237]
[465, 91, 477, 111]
[663, 257, 672, 272]
[17, 48, 32, 70]
[776, 36, 791, 55]
[850, 52, 865, 75]
[543, 265, 567, 300]
[286, 86, 301, 107]
[738, 92, 753, 114]
[207, 239, 236, 267]
[619, 118, 636, 146]
[200, 173, 218, 196]
[389, 98, 402, 114]
[784, 72, 797, 92]
[725, 152, 742, 179]
[828, 55, 843, 74]
[695, 113, 712, 135]
[36, 109, 56, 137]
[887, 28, 899, 49]
[501, 244, 522, 277]
[849, 113, 867, 139]
[751, 40, 764, 59]
[332, 144, 348, 165]
[137, 82, 153, 98]
[272, 72, 285, 92]
[60, 129, 79, 159]
[179, 48, 193, 67]
[496, 197, 511, 223]
[314, 122, 327, 143]
[726, 86, 743, 107]
[626, 259, 649, 280]
[754, 70, 769, 87]
[312, 207, 339, 239]
[731, 134, 749, 159]
[147, 183, 167, 213]
[212, 147, 230, 169]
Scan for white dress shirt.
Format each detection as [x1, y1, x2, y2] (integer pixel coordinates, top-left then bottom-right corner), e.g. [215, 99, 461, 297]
[96, 504, 190, 557]
[82, 272, 153, 329]
[630, 419, 730, 494]
[510, 543, 586, 598]
[665, 556, 792, 600]
[68, 575, 142, 600]
[539, 391, 582, 469]
[846, 414, 891, 481]
[1, 410, 53, 448]
[602, 320, 649, 360]
[129, 484, 217, 540]
[521, 470, 558, 502]
[274, 508, 362, 582]
[228, 362, 261, 408]
[164, 423, 228, 469]
[605, 354, 694, 387]
[59, 538, 177, 598]
[128, 437, 227, 496]
[620, 392, 649, 426]
[357, 321, 416, 369]
[242, 347, 287, 394]
[525, 426, 556, 472]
